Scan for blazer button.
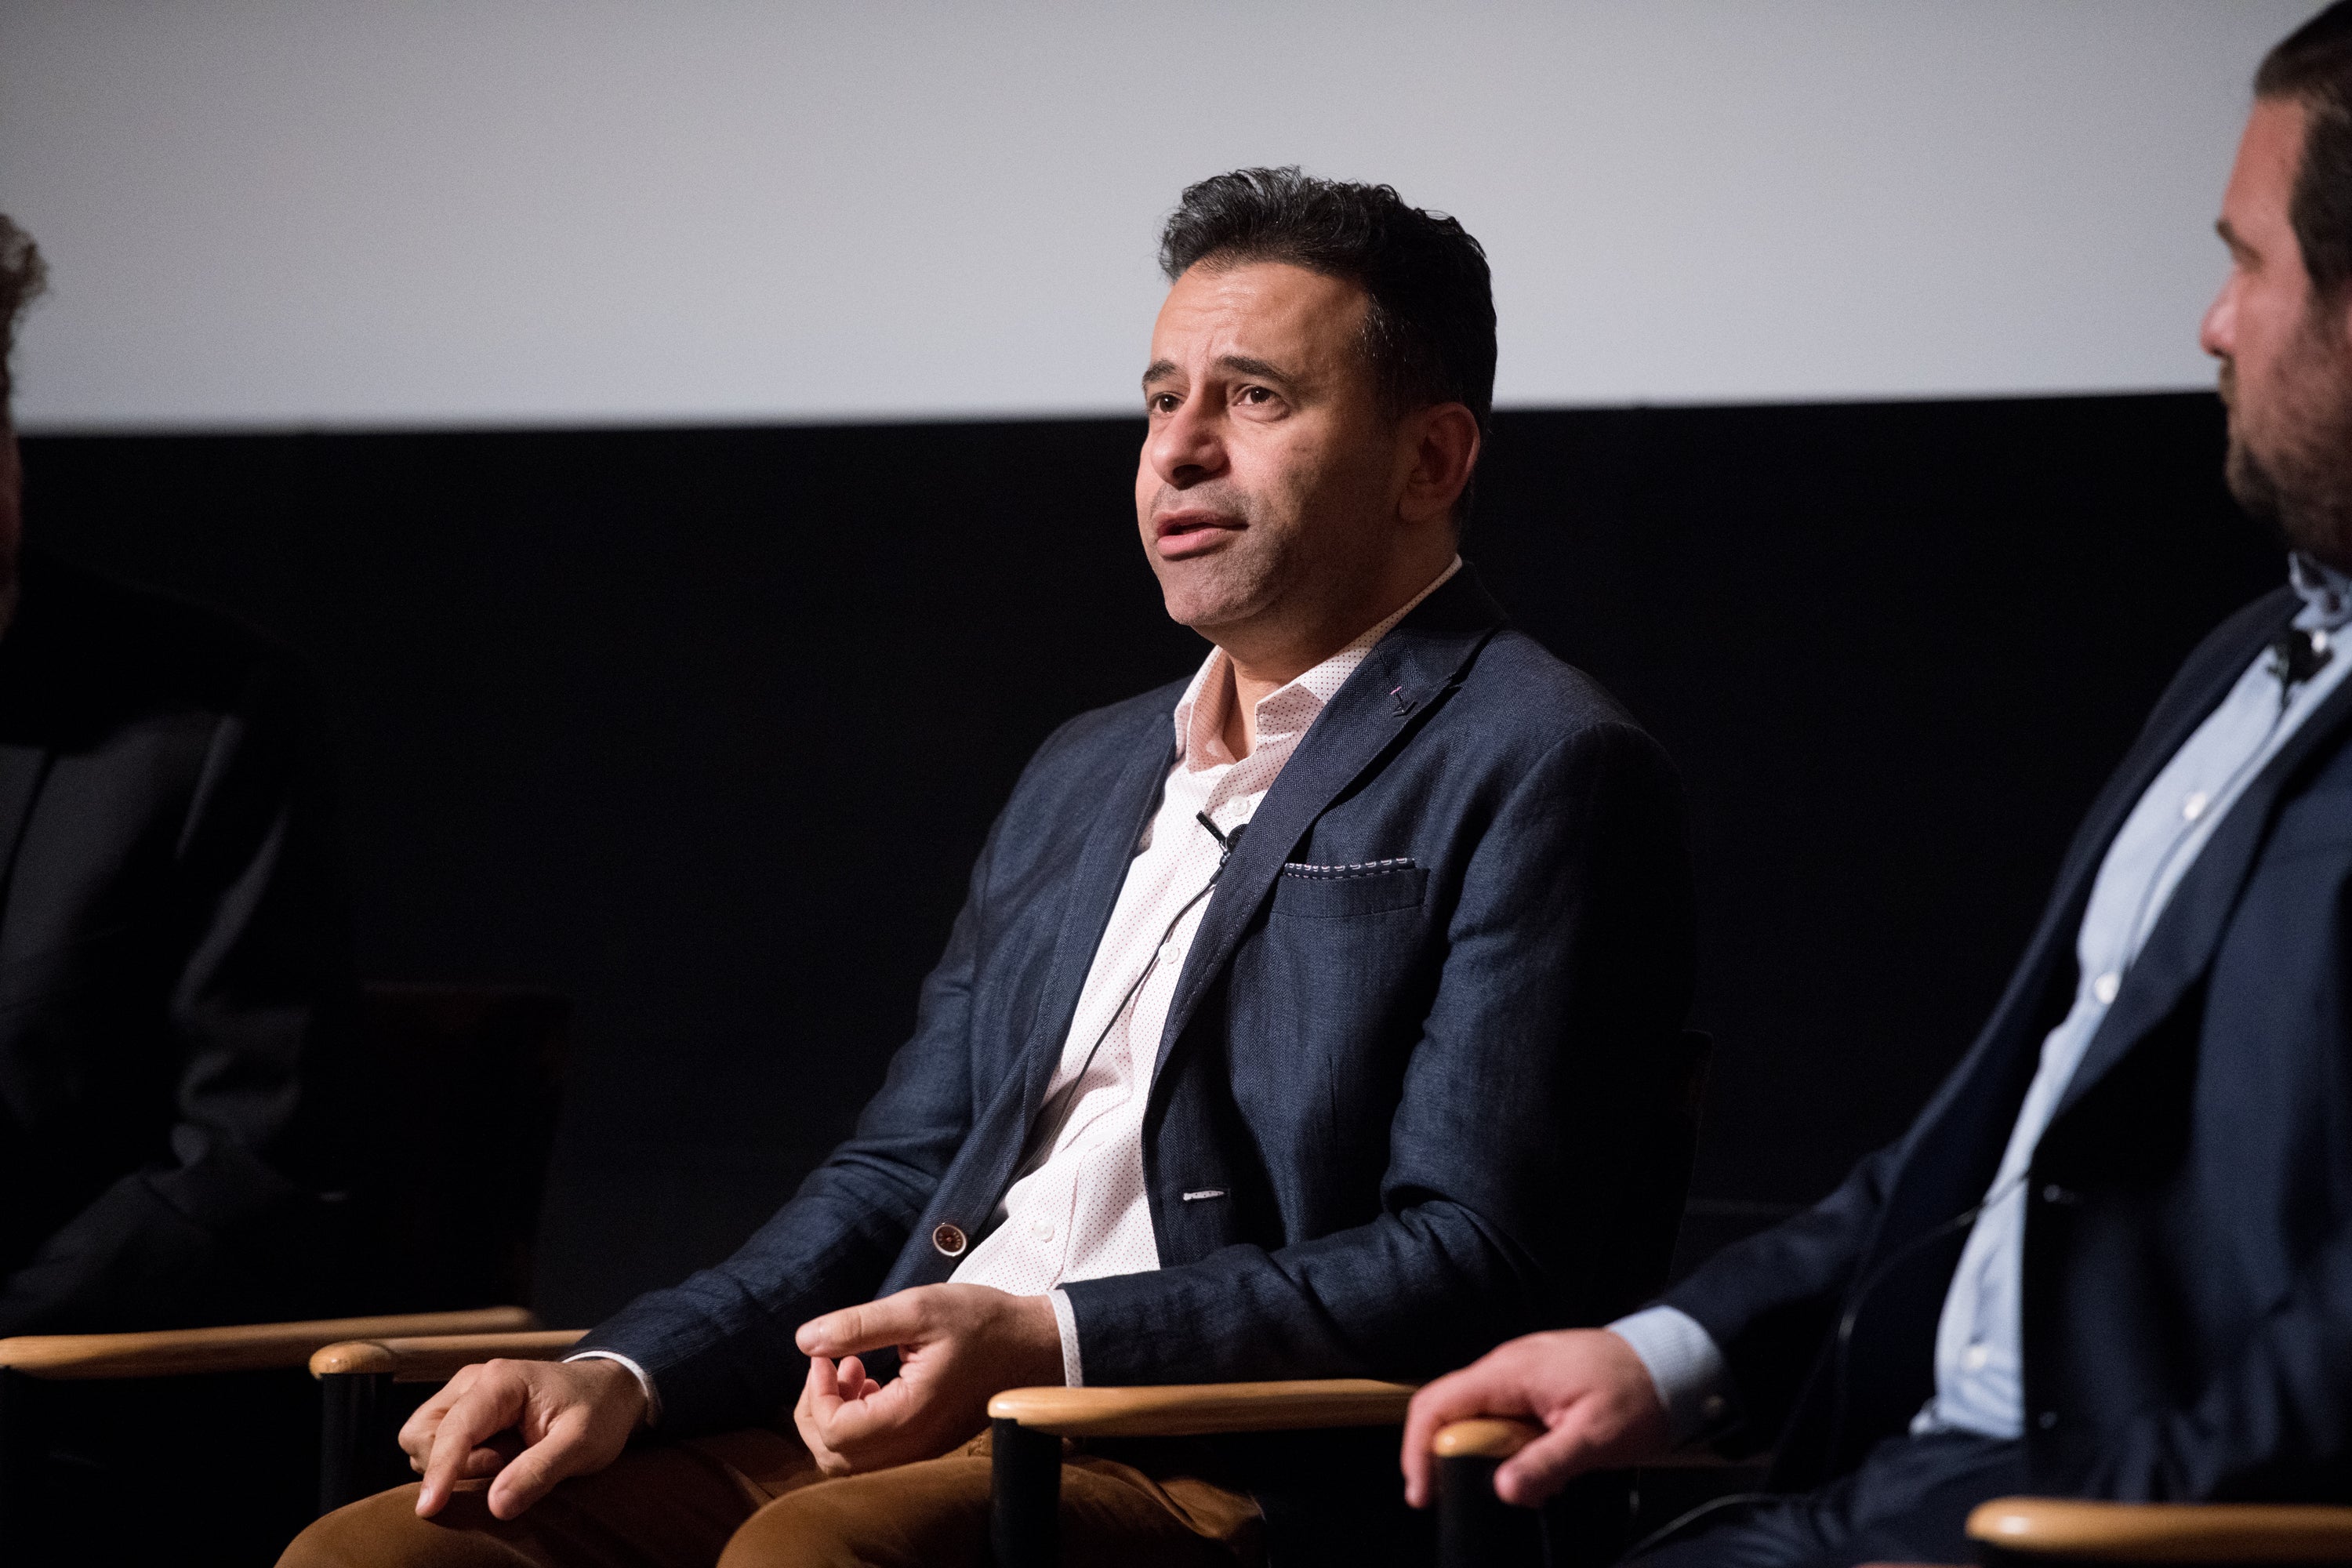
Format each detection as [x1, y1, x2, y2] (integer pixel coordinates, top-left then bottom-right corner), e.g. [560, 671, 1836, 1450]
[931, 1222, 967, 1258]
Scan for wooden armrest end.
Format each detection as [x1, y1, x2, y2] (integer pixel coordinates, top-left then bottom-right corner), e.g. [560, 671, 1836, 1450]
[1432, 1417, 1540, 1460]
[988, 1378, 1417, 1438]
[0, 1307, 541, 1381]
[1968, 1497, 2352, 1561]
[311, 1329, 590, 1383]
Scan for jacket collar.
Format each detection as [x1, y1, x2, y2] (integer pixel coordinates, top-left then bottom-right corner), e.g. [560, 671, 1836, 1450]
[1149, 564, 1507, 1080]
[1011, 564, 1507, 1120]
[2054, 635, 2352, 1120]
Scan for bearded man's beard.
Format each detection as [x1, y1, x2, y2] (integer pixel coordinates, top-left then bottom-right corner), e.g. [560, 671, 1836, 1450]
[2223, 337, 2352, 572]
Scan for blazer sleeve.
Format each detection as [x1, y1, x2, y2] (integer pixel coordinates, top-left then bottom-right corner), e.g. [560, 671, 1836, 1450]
[1059, 719, 1697, 1384]
[1658, 1140, 1904, 1446]
[0, 657, 358, 1334]
[575, 799, 1003, 1432]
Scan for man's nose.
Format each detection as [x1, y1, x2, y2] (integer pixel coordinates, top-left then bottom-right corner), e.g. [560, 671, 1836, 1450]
[1149, 398, 1225, 485]
[2200, 277, 2237, 360]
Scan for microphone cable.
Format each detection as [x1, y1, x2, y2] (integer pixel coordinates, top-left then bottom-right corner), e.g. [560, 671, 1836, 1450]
[1011, 811, 1247, 1178]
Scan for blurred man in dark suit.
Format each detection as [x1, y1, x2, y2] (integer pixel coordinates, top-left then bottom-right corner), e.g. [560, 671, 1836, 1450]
[1404, 9, 2352, 1563]
[0, 214, 357, 1335]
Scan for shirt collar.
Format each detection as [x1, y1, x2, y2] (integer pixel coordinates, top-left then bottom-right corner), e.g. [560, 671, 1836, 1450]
[1170, 556, 1463, 769]
[2291, 552, 2352, 631]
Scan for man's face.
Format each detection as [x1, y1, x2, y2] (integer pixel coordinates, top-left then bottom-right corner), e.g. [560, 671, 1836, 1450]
[1135, 261, 1407, 641]
[2203, 96, 2352, 569]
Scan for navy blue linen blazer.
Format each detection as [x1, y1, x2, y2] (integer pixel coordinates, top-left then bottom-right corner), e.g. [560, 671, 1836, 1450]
[582, 568, 1694, 1489]
[1668, 583, 2352, 1501]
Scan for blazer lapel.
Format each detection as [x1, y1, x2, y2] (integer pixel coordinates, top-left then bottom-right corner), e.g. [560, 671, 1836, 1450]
[1149, 570, 1505, 1083]
[1017, 716, 1178, 1119]
[2055, 634, 2352, 1121]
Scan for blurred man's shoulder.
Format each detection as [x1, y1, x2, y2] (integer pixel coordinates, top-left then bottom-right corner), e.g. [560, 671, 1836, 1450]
[7, 547, 321, 733]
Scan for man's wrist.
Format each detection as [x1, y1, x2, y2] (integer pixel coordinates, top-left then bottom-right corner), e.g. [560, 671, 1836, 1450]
[564, 1349, 660, 1427]
[1605, 1306, 1731, 1446]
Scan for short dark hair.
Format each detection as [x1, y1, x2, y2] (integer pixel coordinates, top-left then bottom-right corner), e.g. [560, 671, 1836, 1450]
[1158, 168, 1496, 443]
[0, 216, 45, 426]
[2259, 2, 2352, 298]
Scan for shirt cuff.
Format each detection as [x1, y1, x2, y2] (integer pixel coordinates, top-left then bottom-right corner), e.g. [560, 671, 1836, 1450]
[1607, 1305, 1731, 1446]
[564, 1350, 662, 1428]
[1047, 1288, 1083, 1387]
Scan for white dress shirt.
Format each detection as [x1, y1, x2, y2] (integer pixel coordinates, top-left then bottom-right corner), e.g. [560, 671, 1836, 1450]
[576, 558, 1461, 1412]
[1613, 555, 2352, 1446]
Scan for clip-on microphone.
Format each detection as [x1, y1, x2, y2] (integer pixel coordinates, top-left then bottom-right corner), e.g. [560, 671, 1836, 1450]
[1195, 811, 1247, 870]
[2268, 625, 2335, 710]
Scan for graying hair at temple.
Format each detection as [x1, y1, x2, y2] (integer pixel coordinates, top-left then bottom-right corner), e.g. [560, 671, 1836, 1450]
[0, 216, 49, 423]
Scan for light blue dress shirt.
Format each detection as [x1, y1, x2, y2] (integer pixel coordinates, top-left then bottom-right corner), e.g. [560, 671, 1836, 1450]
[1613, 556, 2352, 1446]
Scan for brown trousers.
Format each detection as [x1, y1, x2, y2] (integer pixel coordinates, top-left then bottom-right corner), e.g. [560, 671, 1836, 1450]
[278, 1425, 1263, 1568]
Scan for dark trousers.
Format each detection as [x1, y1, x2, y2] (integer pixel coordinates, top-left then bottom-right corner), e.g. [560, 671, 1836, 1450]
[1631, 1431, 2024, 1568]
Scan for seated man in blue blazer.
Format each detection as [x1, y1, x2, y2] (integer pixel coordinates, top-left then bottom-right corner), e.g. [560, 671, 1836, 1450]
[290, 168, 1695, 1568]
[1404, 11, 2352, 1565]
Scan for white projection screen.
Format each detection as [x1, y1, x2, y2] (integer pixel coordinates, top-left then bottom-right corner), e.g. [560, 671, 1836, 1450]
[0, 0, 2325, 431]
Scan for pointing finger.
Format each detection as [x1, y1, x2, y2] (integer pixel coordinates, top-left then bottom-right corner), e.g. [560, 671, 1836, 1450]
[485, 1407, 592, 1520]
[797, 1294, 924, 1358]
[418, 1377, 521, 1517]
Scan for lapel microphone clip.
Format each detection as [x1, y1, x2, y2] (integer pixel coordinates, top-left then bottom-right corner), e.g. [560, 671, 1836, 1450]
[1196, 811, 1247, 871]
[2268, 626, 2334, 710]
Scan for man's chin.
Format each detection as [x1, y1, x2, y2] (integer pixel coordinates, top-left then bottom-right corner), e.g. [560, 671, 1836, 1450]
[1153, 564, 1269, 636]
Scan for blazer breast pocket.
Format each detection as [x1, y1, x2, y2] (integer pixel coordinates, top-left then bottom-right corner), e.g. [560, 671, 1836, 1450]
[1269, 858, 1428, 918]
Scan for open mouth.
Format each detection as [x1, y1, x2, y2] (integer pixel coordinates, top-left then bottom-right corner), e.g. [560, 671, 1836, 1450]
[1154, 510, 1243, 560]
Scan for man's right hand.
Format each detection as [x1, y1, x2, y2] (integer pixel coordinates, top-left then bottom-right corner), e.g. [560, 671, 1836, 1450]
[401, 1356, 648, 1521]
[1399, 1328, 1671, 1510]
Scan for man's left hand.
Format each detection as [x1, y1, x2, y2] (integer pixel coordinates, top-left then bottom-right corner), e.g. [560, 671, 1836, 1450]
[794, 1283, 1063, 1475]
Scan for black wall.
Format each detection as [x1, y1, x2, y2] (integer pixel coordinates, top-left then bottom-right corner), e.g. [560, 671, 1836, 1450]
[17, 391, 2278, 1323]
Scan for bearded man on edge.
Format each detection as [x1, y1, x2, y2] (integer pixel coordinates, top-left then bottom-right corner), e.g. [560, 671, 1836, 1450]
[286, 168, 1695, 1568]
[1406, 10, 2352, 1566]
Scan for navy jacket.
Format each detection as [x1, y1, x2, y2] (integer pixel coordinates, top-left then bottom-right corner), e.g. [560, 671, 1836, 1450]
[1670, 583, 2352, 1501]
[584, 568, 1695, 1533]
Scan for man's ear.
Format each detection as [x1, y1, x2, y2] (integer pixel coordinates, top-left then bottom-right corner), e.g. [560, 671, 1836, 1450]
[1399, 403, 1480, 528]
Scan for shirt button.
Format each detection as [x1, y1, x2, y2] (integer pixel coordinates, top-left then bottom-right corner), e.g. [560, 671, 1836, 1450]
[1700, 1395, 1726, 1421]
[931, 1222, 967, 1258]
[2182, 790, 2209, 822]
[2038, 1410, 2060, 1431]
[1963, 1344, 1990, 1370]
[1029, 1218, 1055, 1242]
[2092, 972, 2121, 1005]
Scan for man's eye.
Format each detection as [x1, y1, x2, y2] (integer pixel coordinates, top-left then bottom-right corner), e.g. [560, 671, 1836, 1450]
[1149, 393, 1180, 414]
[1239, 387, 1273, 405]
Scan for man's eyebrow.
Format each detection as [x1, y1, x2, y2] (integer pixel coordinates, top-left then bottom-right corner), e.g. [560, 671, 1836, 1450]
[1141, 354, 1300, 394]
[1214, 354, 1294, 384]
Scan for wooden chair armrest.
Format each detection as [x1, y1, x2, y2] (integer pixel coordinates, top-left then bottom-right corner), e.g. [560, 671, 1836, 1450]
[310, 1328, 590, 1382]
[1428, 1417, 1765, 1469]
[0, 1306, 541, 1381]
[1433, 1417, 1541, 1458]
[1969, 1497, 2352, 1561]
[987, 1378, 1416, 1438]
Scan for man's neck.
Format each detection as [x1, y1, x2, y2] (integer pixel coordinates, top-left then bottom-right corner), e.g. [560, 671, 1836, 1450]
[1211, 555, 1454, 760]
